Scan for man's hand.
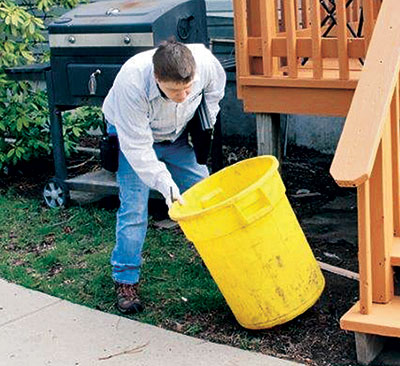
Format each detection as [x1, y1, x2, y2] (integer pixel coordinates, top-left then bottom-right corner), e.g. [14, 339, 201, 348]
[165, 184, 184, 208]
[155, 177, 184, 209]
[166, 185, 184, 209]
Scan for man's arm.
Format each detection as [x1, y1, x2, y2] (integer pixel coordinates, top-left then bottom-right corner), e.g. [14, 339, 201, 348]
[203, 50, 227, 125]
[103, 79, 177, 201]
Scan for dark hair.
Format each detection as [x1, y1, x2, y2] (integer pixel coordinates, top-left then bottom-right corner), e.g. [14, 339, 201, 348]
[153, 40, 196, 83]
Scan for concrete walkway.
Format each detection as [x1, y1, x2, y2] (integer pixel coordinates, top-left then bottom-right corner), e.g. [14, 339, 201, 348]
[0, 279, 302, 366]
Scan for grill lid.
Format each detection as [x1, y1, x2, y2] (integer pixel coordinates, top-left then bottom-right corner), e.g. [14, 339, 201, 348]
[48, 0, 187, 34]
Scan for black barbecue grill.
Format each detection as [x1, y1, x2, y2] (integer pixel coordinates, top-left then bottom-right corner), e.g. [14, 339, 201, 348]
[6, 0, 208, 208]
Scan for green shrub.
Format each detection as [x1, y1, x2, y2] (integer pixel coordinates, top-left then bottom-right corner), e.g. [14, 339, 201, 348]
[0, 0, 102, 170]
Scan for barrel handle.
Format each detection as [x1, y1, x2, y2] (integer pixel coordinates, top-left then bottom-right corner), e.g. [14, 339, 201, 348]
[200, 187, 225, 209]
[233, 187, 273, 225]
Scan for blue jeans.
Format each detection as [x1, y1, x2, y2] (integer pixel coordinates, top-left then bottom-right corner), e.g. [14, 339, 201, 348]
[110, 129, 209, 284]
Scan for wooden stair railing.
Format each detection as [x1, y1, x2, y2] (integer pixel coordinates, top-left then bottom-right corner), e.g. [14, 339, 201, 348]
[330, 0, 400, 363]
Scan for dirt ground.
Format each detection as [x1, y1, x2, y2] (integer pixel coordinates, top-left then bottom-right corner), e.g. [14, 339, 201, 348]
[280, 146, 359, 365]
[0, 143, 362, 366]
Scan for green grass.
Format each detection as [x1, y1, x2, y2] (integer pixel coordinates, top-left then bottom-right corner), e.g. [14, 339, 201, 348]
[0, 188, 227, 332]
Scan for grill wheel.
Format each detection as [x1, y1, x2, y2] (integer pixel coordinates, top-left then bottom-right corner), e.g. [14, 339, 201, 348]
[43, 178, 70, 208]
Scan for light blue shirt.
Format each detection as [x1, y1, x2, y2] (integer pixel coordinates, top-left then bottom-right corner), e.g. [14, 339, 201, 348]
[102, 44, 226, 198]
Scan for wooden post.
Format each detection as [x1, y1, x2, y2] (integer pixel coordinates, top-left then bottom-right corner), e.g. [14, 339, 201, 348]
[248, 0, 262, 36]
[369, 122, 394, 304]
[336, 0, 350, 80]
[233, 0, 250, 99]
[301, 0, 310, 28]
[363, 0, 375, 48]
[256, 113, 281, 160]
[391, 83, 400, 236]
[358, 181, 372, 314]
[260, 0, 278, 77]
[310, 0, 323, 79]
[284, 0, 298, 77]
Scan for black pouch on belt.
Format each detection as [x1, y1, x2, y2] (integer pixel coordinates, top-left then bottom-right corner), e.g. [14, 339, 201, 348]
[99, 134, 119, 172]
[187, 93, 213, 165]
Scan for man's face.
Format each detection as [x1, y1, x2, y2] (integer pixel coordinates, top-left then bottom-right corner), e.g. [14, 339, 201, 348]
[156, 78, 194, 103]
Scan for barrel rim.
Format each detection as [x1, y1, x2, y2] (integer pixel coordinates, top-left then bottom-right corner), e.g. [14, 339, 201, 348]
[169, 155, 280, 221]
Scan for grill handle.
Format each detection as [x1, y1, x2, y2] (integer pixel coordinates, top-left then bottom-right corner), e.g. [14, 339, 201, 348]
[88, 69, 101, 95]
[5, 63, 50, 81]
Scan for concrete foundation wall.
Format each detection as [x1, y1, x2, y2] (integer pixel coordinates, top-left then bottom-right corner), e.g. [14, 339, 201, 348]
[219, 73, 257, 142]
[285, 114, 345, 154]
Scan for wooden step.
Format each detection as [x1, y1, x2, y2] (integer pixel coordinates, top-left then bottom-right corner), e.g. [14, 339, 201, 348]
[391, 237, 400, 266]
[65, 169, 162, 199]
[66, 170, 118, 195]
[341, 297, 400, 337]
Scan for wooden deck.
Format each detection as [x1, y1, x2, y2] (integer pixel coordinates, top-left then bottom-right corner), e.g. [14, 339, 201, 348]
[238, 59, 362, 116]
[233, 0, 380, 116]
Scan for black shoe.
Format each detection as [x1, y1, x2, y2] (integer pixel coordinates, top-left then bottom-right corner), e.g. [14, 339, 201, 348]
[115, 282, 143, 314]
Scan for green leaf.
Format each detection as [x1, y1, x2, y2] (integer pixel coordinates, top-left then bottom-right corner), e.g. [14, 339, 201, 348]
[72, 127, 81, 137]
[16, 118, 23, 132]
[11, 13, 20, 26]
[23, 118, 30, 128]
[28, 22, 35, 34]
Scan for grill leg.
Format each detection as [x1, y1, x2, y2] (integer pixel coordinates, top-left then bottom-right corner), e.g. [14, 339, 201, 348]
[49, 105, 67, 181]
[46, 69, 67, 181]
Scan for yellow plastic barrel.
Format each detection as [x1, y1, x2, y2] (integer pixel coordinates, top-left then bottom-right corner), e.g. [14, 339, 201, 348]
[169, 156, 324, 329]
